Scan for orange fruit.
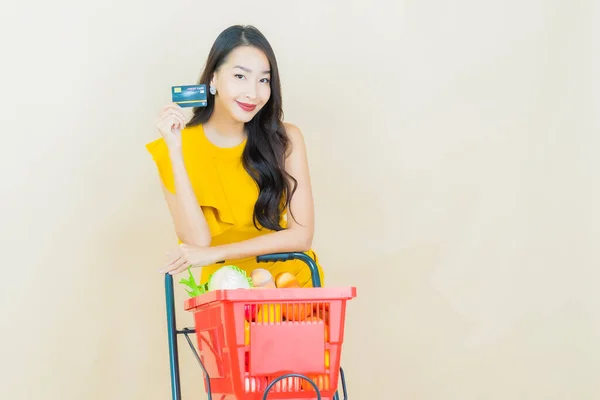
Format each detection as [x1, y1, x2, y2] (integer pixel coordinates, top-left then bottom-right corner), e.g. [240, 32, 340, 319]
[275, 272, 301, 288]
[281, 302, 311, 321]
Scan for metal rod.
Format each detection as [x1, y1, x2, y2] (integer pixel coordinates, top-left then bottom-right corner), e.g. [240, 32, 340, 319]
[165, 273, 182, 400]
[262, 373, 321, 400]
[183, 331, 212, 400]
[340, 367, 348, 400]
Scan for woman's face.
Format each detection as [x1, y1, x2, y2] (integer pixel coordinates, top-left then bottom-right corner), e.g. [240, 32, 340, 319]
[211, 46, 272, 123]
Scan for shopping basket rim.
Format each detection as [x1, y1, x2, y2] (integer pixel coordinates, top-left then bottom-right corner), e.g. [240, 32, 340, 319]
[184, 286, 357, 311]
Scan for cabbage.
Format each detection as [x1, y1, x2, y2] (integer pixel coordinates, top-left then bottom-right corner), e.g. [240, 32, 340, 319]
[207, 265, 253, 291]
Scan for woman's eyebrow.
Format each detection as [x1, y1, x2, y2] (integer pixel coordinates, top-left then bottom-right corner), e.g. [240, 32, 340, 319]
[234, 65, 271, 74]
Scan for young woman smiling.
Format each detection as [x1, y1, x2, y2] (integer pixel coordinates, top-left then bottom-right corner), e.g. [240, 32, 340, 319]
[146, 25, 325, 287]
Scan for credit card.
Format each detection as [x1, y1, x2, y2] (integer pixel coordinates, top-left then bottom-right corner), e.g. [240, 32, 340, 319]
[171, 84, 207, 107]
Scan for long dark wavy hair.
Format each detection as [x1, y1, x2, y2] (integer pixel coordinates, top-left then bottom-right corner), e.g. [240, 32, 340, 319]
[186, 25, 297, 232]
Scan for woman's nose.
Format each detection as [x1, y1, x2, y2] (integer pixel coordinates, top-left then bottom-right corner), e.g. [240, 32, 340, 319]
[244, 83, 258, 99]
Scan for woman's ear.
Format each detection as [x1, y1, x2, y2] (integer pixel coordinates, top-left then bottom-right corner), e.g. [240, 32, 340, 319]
[209, 72, 219, 96]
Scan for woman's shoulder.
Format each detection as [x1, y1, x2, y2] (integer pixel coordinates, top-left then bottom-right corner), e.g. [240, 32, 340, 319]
[282, 122, 308, 157]
[283, 121, 303, 141]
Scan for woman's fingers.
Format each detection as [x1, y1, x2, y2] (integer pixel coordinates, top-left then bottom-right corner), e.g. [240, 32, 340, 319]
[159, 256, 187, 274]
[162, 103, 182, 113]
[169, 109, 186, 125]
[162, 105, 186, 123]
[159, 111, 185, 131]
[172, 115, 185, 131]
[166, 249, 182, 263]
[156, 115, 177, 131]
[176, 114, 186, 128]
[169, 261, 193, 275]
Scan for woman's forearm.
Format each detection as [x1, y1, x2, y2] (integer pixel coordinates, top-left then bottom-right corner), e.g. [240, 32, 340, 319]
[168, 149, 212, 246]
[212, 226, 313, 262]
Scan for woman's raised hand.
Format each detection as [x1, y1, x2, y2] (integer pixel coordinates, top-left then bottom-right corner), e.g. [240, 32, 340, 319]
[155, 103, 187, 150]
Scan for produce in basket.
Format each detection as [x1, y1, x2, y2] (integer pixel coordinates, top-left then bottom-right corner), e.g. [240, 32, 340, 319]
[179, 265, 253, 297]
[245, 304, 258, 322]
[274, 272, 301, 288]
[281, 302, 311, 321]
[207, 265, 253, 290]
[244, 320, 250, 345]
[250, 268, 276, 288]
[313, 303, 330, 324]
[178, 268, 207, 297]
[256, 303, 283, 323]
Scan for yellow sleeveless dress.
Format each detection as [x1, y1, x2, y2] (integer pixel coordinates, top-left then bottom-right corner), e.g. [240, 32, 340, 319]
[145, 123, 325, 288]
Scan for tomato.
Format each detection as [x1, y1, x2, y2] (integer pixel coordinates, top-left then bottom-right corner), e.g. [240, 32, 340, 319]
[245, 304, 257, 322]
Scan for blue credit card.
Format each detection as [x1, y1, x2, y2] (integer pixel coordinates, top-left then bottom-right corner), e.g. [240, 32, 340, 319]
[171, 84, 207, 107]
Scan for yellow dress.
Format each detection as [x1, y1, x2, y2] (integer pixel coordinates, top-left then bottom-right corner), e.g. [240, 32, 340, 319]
[145, 123, 325, 288]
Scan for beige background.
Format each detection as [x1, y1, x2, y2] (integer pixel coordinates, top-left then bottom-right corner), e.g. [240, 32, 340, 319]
[2, 0, 598, 399]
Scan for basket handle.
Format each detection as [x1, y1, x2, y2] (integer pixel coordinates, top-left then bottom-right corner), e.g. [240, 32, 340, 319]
[256, 252, 322, 288]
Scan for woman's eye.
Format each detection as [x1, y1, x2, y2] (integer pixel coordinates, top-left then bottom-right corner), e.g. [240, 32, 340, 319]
[235, 74, 245, 79]
[261, 78, 270, 83]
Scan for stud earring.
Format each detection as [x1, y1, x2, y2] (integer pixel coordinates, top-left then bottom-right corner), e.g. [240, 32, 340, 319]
[209, 85, 217, 95]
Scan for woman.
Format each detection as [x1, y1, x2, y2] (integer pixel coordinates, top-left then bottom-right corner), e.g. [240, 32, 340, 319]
[146, 25, 325, 288]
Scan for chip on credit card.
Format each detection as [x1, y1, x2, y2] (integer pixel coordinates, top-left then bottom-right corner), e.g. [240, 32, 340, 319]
[171, 84, 207, 107]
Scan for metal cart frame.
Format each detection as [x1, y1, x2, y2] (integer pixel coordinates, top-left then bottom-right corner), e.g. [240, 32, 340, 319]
[164, 252, 349, 400]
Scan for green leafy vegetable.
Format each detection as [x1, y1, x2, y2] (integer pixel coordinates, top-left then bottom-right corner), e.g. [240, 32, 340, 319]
[179, 267, 208, 297]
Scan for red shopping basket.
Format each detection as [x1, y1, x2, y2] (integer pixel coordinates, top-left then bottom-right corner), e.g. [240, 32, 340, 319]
[163, 252, 356, 400]
[184, 285, 356, 400]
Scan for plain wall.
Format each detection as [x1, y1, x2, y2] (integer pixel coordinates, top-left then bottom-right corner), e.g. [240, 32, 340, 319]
[1, 0, 598, 399]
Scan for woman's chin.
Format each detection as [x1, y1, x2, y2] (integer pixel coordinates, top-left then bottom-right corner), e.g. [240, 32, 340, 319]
[231, 109, 258, 123]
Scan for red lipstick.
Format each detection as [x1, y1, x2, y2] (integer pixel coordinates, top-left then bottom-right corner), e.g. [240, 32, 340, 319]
[236, 101, 257, 112]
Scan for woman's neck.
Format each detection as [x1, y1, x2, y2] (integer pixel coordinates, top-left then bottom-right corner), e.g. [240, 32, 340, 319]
[205, 101, 246, 140]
